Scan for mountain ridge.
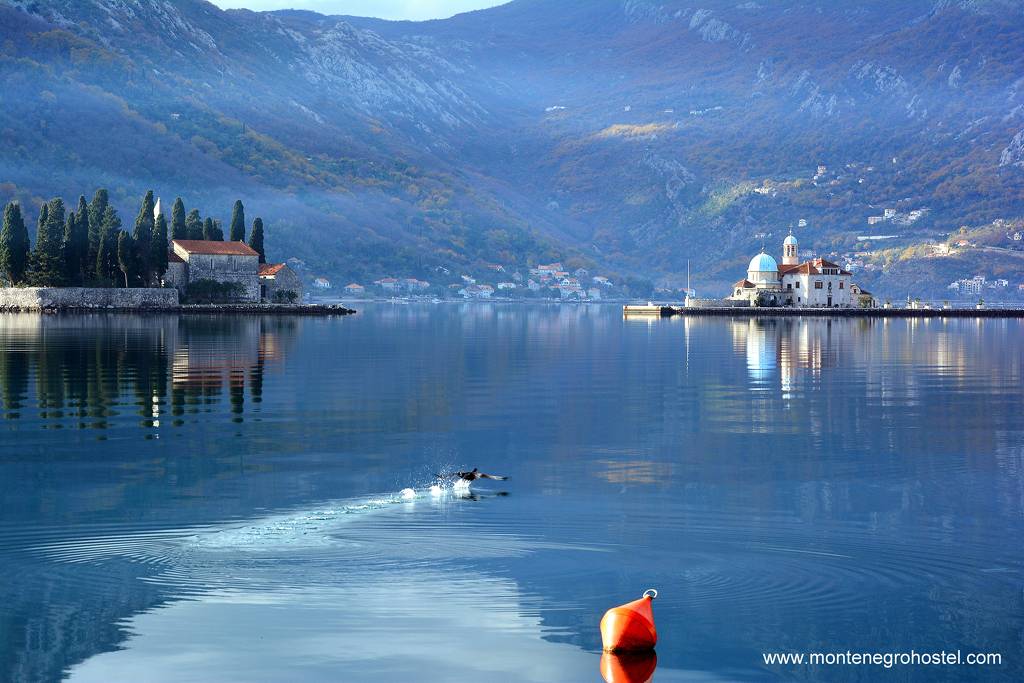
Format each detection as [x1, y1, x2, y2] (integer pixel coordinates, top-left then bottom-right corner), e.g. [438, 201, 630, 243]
[2, 0, 1024, 296]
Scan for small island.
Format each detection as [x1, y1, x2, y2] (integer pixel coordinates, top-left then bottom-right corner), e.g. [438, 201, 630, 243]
[0, 190, 354, 316]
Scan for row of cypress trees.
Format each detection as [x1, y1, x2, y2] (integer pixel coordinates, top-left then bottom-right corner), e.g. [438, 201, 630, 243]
[0, 192, 268, 287]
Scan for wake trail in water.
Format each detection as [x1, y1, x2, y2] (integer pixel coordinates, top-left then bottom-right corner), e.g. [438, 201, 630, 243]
[29, 477, 484, 566]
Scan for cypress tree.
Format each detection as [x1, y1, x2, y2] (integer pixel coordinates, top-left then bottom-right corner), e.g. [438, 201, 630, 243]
[151, 212, 168, 282]
[46, 198, 65, 243]
[171, 197, 187, 240]
[229, 200, 245, 242]
[74, 196, 90, 279]
[95, 230, 110, 285]
[248, 217, 265, 264]
[0, 202, 30, 285]
[185, 209, 203, 240]
[62, 212, 78, 283]
[87, 189, 108, 267]
[96, 205, 121, 284]
[203, 218, 224, 241]
[117, 231, 135, 288]
[133, 191, 155, 282]
[34, 203, 48, 274]
[31, 199, 65, 286]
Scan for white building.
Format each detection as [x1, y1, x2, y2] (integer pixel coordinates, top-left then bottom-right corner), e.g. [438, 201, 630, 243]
[460, 284, 494, 299]
[727, 232, 869, 308]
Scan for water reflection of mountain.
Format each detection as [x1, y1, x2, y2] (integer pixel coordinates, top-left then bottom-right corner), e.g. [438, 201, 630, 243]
[1, 308, 1022, 681]
[0, 314, 297, 429]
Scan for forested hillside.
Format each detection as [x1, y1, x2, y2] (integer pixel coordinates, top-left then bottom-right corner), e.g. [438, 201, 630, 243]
[2, 0, 1023, 295]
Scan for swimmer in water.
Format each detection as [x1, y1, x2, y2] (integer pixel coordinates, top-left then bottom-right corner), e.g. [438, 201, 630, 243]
[435, 468, 508, 483]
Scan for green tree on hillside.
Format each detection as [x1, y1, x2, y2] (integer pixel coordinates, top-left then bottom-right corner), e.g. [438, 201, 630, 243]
[0, 202, 30, 285]
[185, 209, 203, 240]
[248, 217, 265, 264]
[151, 212, 168, 281]
[171, 197, 187, 240]
[229, 200, 245, 242]
[87, 189, 108, 267]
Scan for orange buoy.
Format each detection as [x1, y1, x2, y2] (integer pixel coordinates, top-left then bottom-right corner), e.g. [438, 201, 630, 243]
[600, 651, 658, 683]
[600, 589, 658, 653]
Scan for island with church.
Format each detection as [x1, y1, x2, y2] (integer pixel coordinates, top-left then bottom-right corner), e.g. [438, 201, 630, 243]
[625, 231, 1024, 318]
[722, 231, 874, 309]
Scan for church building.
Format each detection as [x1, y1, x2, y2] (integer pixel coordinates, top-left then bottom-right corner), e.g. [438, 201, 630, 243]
[727, 232, 871, 307]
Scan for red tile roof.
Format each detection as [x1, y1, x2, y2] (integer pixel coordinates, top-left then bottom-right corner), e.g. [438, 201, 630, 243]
[733, 278, 755, 289]
[172, 240, 258, 256]
[780, 260, 852, 277]
[258, 263, 286, 276]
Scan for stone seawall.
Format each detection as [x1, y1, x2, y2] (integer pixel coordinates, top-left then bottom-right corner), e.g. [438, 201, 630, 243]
[684, 298, 750, 309]
[672, 306, 1024, 318]
[0, 288, 179, 311]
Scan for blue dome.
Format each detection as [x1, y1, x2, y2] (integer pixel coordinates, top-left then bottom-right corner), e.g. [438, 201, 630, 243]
[748, 252, 778, 272]
[784, 233, 798, 246]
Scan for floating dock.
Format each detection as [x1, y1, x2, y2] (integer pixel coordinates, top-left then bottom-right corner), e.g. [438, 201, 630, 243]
[621, 304, 678, 317]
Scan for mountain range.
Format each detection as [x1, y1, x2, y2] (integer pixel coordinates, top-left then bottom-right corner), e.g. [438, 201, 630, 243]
[2, 0, 1024, 297]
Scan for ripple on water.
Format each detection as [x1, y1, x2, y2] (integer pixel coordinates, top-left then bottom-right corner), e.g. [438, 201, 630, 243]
[22, 483, 603, 599]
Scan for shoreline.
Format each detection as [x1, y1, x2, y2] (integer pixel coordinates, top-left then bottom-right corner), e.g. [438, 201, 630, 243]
[624, 305, 1024, 319]
[0, 303, 357, 316]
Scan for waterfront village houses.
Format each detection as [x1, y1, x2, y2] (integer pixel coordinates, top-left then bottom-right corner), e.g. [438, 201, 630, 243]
[166, 240, 261, 302]
[727, 232, 873, 308]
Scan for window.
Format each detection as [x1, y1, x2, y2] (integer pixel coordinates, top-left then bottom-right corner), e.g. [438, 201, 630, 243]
[814, 281, 823, 289]
[795, 281, 800, 289]
[798, 297, 801, 303]
[786, 283, 792, 290]
[839, 281, 844, 289]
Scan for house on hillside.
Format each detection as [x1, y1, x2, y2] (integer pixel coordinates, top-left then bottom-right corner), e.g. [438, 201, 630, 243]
[258, 263, 304, 303]
[165, 240, 260, 302]
[460, 284, 494, 299]
[344, 283, 365, 296]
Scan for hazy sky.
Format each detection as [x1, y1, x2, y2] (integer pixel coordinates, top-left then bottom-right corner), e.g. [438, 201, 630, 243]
[210, 1, 508, 21]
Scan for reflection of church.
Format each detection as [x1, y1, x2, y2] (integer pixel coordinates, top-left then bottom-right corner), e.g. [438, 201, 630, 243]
[727, 232, 873, 308]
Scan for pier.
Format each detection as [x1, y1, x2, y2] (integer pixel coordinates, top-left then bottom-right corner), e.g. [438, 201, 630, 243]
[623, 305, 1024, 319]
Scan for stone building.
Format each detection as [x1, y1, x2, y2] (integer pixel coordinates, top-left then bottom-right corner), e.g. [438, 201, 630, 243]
[164, 240, 260, 302]
[258, 263, 304, 302]
[727, 232, 873, 308]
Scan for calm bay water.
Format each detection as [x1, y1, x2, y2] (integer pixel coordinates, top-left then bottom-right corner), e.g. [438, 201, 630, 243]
[0, 304, 1022, 682]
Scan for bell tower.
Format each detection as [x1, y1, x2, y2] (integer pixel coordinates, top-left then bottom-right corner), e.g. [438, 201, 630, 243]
[782, 229, 799, 266]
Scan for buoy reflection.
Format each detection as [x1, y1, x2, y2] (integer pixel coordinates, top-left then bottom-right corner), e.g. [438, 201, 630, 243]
[600, 650, 657, 683]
